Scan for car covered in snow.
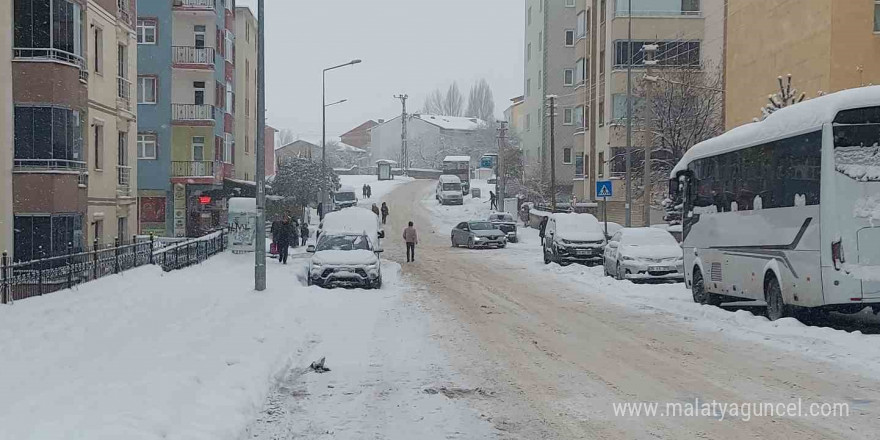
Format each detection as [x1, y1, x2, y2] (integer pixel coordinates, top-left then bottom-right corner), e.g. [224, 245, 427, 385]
[451, 221, 507, 249]
[307, 233, 383, 289]
[488, 212, 518, 243]
[603, 228, 684, 281]
[318, 207, 384, 243]
[543, 213, 606, 265]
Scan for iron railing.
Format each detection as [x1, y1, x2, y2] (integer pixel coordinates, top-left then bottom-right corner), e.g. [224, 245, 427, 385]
[172, 103, 216, 121]
[172, 46, 215, 65]
[0, 231, 227, 304]
[14, 159, 87, 171]
[117, 0, 132, 23]
[171, 160, 214, 177]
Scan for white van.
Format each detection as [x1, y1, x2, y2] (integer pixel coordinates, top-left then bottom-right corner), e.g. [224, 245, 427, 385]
[436, 175, 464, 205]
[331, 186, 358, 211]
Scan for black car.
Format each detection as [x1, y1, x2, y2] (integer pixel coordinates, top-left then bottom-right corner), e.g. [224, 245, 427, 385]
[488, 212, 518, 243]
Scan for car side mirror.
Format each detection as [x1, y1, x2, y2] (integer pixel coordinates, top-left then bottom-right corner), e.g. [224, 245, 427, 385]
[306, 245, 316, 253]
[378, 231, 385, 239]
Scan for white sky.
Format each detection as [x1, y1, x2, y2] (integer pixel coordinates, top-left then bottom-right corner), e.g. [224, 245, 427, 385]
[236, 0, 524, 141]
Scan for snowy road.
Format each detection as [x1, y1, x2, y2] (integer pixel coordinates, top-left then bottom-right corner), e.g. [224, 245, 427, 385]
[377, 179, 880, 439]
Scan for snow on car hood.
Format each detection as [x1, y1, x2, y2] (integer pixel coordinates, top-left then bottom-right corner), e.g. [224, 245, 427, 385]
[312, 249, 378, 266]
[472, 229, 504, 238]
[621, 244, 682, 260]
[557, 231, 605, 242]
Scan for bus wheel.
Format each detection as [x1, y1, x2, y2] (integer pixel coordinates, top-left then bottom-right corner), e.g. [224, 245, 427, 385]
[765, 276, 791, 321]
[692, 270, 708, 304]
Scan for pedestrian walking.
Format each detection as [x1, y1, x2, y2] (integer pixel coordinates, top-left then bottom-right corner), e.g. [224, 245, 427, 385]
[366, 184, 373, 198]
[489, 191, 498, 210]
[538, 215, 549, 248]
[300, 221, 309, 247]
[380, 202, 389, 225]
[291, 219, 300, 248]
[403, 221, 418, 263]
[317, 202, 324, 220]
[276, 216, 294, 264]
[362, 184, 368, 198]
[270, 216, 282, 256]
[371, 203, 380, 217]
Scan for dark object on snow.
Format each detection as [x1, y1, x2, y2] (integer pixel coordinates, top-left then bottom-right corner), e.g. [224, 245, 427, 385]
[309, 357, 331, 373]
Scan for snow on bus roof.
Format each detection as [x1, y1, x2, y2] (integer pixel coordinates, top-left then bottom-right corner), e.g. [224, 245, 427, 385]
[671, 85, 880, 178]
[443, 155, 471, 162]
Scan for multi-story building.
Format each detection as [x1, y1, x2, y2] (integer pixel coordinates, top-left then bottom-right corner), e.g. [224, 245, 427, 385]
[86, 0, 138, 246]
[522, 0, 579, 198]
[725, 0, 880, 129]
[370, 114, 486, 169]
[264, 125, 276, 177]
[0, 1, 13, 257]
[11, 0, 90, 261]
[137, 0, 237, 237]
[503, 95, 525, 134]
[573, 0, 723, 225]
[234, 5, 257, 182]
[340, 120, 379, 152]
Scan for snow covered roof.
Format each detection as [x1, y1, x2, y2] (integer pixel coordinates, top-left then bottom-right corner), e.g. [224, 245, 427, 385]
[443, 155, 471, 162]
[337, 142, 366, 154]
[413, 114, 485, 131]
[672, 85, 880, 177]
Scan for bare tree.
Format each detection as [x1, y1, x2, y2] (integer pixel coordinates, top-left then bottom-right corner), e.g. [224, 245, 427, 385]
[441, 82, 465, 116]
[466, 78, 496, 123]
[422, 89, 445, 115]
[276, 129, 296, 148]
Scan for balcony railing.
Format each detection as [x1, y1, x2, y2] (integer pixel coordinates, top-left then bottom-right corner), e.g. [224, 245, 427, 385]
[173, 0, 215, 9]
[117, 165, 131, 196]
[117, 76, 131, 108]
[172, 46, 215, 66]
[171, 104, 215, 121]
[117, 0, 132, 23]
[172, 161, 214, 177]
[14, 47, 88, 80]
[14, 159, 87, 171]
[614, 9, 701, 17]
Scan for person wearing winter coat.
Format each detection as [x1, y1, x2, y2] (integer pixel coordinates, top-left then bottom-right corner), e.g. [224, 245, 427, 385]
[300, 221, 309, 247]
[403, 221, 418, 263]
[380, 202, 389, 225]
[362, 184, 368, 198]
[371, 203, 380, 217]
[276, 216, 294, 264]
[489, 191, 497, 210]
[538, 216, 549, 248]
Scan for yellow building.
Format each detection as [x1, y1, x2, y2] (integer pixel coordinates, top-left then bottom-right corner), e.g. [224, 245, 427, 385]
[234, 6, 258, 182]
[725, 0, 880, 129]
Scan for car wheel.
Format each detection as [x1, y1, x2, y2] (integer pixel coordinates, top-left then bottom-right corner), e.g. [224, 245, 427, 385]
[691, 270, 708, 304]
[451, 234, 456, 247]
[374, 277, 383, 290]
[467, 237, 475, 249]
[543, 247, 551, 264]
[500, 243, 506, 249]
[765, 276, 791, 321]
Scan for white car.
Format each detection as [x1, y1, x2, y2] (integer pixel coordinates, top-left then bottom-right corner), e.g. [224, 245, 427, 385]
[436, 175, 464, 205]
[319, 207, 384, 243]
[603, 228, 684, 281]
[307, 233, 383, 289]
[542, 213, 607, 265]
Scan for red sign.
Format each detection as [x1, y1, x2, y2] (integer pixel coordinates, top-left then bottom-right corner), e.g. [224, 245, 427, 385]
[198, 195, 212, 205]
[139, 197, 166, 223]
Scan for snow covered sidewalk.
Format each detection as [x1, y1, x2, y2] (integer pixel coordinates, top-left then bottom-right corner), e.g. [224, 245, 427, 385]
[0, 248, 490, 439]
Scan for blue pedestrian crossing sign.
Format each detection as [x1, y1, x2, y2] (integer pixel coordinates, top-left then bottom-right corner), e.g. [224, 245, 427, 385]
[596, 180, 613, 198]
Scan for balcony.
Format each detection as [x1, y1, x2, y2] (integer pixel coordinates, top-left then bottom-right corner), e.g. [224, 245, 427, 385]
[117, 165, 132, 196]
[171, 104, 216, 124]
[13, 47, 88, 81]
[117, 76, 131, 110]
[172, 161, 215, 178]
[14, 159, 87, 172]
[172, 46, 215, 68]
[117, 0, 132, 24]
[173, 0, 215, 11]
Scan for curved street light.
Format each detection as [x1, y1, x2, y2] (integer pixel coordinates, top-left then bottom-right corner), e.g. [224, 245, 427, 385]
[321, 60, 362, 219]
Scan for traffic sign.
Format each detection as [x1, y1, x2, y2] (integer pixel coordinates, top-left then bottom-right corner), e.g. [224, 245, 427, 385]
[596, 180, 613, 198]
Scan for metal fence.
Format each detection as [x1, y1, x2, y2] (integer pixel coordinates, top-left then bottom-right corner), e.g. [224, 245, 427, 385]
[0, 231, 227, 304]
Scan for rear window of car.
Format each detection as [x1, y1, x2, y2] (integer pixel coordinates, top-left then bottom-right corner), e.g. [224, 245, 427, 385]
[621, 229, 678, 246]
[469, 222, 494, 230]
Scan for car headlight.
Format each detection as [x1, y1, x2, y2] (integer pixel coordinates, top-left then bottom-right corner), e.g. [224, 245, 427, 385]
[620, 255, 634, 261]
[311, 261, 323, 268]
[473, 236, 482, 241]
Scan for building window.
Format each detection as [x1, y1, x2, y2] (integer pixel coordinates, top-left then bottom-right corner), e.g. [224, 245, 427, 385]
[137, 76, 157, 104]
[93, 122, 103, 170]
[118, 131, 127, 167]
[600, 0, 606, 22]
[117, 44, 126, 78]
[192, 136, 205, 161]
[563, 68, 574, 86]
[526, 78, 531, 97]
[598, 151, 605, 177]
[574, 106, 585, 129]
[224, 133, 234, 163]
[525, 113, 531, 131]
[14, 0, 85, 61]
[94, 26, 103, 74]
[194, 25, 206, 48]
[528, 6, 532, 25]
[527, 42, 531, 61]
[194, 81, 206, 105]
[226, 81, 234, 114]
[137, 19, 156, 44]
[875, 1, 880, 31]
[577, 11, 586, 38]
[616, 0, 701, 16]
[614, 40, 701, 68]
[565, 0, 575, 6]
[598, 101, 605, 126]
[575, 58, 585, 84]
[563, 147, 572, 164]
[13, 214, 83, 262]
[564, 29, 575, 47]
[118, 217, 127, 242]
[14, 106, 84, 165]
[563, 108, 574, 125]
[137, 133, 157, 159]
[539, 31, 543, 50]
[575, 153, 585, 178]
[612, 93, 645, 121]
[245, 134, 250, 153]
[224, 30, 234, 63]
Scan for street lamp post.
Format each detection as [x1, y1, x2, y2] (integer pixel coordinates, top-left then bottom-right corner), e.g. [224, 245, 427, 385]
[321, 60, 361, 220]
[255, 0, 267, 291]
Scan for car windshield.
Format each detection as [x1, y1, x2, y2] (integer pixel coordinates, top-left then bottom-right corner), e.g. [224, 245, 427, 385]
[442, 183, 461, 191]
[315, 234, 371, 252]
[554, 215, 601, 234]
[335, 192, 356, 202]
[621, 229, 679, 246]
[490, 214, 514, 222]
[469, 222, 494, 230]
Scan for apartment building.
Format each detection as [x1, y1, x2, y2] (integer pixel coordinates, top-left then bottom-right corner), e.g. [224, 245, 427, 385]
[234, 6, 257, 182]
[573, 0, 723, 224]
[264, 125, 276, 177]
[0, 2, 12, 257]
[86, 0, 138, 246]
[726, 0, 880, 129]
[137, 0, 237, 237]
[11, 0, 90, 261]
[503, 95, 525, 135]
[522, 0, 579, 197]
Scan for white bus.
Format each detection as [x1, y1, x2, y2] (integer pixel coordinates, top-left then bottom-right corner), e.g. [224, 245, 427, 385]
[670, 86, 880, 320]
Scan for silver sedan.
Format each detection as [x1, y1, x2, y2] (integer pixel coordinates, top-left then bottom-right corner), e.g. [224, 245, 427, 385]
[451, 221, 507, 249]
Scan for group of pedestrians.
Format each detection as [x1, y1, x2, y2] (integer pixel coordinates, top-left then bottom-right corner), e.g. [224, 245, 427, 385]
[270, 214, 310, 264]
[371, 202, 390, 225]
[362, 184, 373, 199]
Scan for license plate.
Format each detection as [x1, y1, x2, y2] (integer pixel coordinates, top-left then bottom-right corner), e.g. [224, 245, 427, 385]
[649, 266, 675, 272]
[576, 249, 594, 255]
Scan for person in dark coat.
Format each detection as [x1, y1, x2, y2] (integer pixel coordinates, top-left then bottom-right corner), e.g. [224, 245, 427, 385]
[371, 203, 380, 217]
[300, 221, 309, 246]
[290, 219, 300, 247]
[538, 215, 549, 248]
[317, 202, 324, 219]
[489, 191, 498, 210]
[276, 216, 294, 264]
[366, 185, 373, 198]
[362, 184, 368, 198]
[380, 202, 389, 225]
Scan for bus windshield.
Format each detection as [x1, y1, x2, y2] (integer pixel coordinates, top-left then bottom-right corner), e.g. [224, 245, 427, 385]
[442, 183, 461, 191]
[335, 192, 356, 202]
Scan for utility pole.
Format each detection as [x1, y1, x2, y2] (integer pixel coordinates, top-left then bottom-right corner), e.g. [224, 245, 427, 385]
[496, 121, 508, 205]
[394, 94, 408, 175]
[254, 0, 266, 291]
[546, 95, 558, 212]
[625, 0, 633, 227]
[643, 44, 658, 227]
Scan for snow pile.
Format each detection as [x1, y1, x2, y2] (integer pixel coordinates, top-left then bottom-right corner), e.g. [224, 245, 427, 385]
[0, 251, 488, 439]
[552, 213, 605, 241]
[835, 145, 880, 181]
[854, 195, 880, 225]
[339, 174, 413, 206]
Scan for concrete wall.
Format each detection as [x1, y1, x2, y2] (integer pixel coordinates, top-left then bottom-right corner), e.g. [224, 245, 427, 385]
[0, 0, 11, 256]
[370, 116, 439, 164]
[171, 126, 216, 161]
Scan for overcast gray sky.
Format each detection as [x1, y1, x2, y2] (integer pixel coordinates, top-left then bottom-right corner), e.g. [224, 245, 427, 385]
[237, 0, 524, 143]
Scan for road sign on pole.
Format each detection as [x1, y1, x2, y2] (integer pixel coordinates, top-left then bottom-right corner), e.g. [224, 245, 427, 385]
[596, 180, 613, 198]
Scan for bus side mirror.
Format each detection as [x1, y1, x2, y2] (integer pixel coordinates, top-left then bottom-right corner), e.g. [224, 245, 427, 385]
[307, 245, 316, 253]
